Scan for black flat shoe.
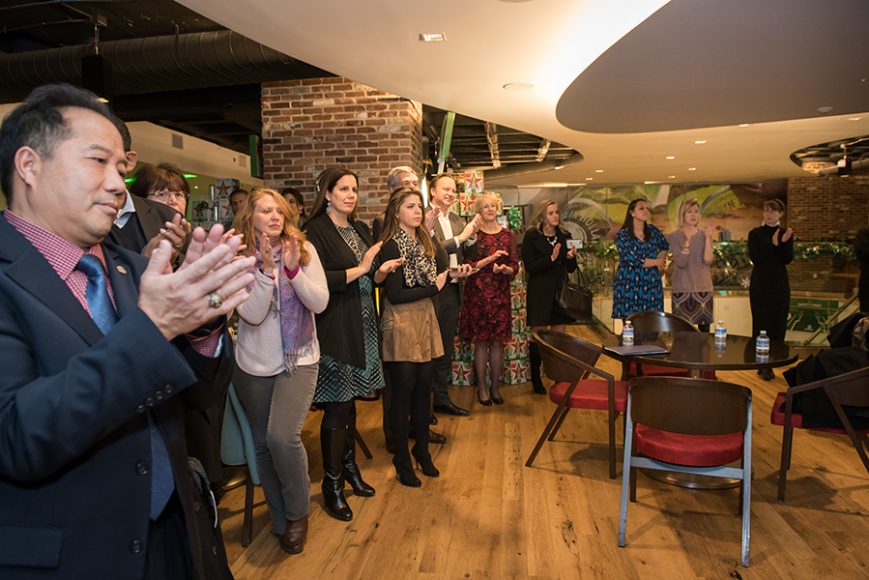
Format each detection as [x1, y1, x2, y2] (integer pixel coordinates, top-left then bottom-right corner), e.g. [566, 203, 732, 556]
[491, 392, 504, 405]
[477, 390, 492, 406]
[433, 402, 470, 417]
[429, 430, 447, 445]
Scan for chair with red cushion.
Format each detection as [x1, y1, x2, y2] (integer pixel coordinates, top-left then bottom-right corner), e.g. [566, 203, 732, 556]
[771, 365, 869, 502]
[618, 377, 752, 567]
[626, 311, 714, 378]
[526, 330, 629, 479]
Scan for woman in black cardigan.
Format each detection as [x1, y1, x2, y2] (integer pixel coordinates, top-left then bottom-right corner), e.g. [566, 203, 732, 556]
[521, 200, 577, 393]
[748, 198, 794, 380]
[303, 168, 398, 520]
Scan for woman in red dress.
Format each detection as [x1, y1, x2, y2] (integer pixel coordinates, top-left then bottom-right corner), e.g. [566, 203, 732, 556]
[458, 193, 519, 406]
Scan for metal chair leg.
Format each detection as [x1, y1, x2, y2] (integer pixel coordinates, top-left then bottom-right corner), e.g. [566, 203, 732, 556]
[242, 477, 253, 547]
[352, 426, 373, 460]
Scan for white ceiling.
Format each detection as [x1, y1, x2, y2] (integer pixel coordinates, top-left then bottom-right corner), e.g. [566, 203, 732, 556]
[178, 0, 869, 188]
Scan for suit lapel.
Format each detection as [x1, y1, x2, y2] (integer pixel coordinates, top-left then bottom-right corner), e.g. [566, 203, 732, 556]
[104, 246, 140, 318]
[0, 219, 103, 345]
[132, 195, 162, 240]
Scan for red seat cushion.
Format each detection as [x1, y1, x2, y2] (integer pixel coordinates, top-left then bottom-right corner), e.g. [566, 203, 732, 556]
[634, 423, 744, 467]
[628, 362, 715, 379]
[550, 379, 628, 412]
[769, 392, 869, 434]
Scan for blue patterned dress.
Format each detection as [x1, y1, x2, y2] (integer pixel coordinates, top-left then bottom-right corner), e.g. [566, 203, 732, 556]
[612, 225, 669, 319]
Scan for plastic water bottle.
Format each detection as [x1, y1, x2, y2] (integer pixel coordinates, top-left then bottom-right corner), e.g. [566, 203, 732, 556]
[756, 330, 770, 355]
[714, 320, 727, 343]
[622, 320, 634, 346]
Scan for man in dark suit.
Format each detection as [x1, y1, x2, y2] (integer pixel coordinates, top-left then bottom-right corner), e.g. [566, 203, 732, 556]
[107, 120, 189, 257]
[427, 173, 479, 417]
[0, 85, 255, 579]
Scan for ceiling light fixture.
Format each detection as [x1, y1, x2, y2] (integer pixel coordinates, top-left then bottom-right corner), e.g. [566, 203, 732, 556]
[665, 155, 675, 160]
[419, 32, 446, 42]
[688, 167, 697, 171]
[847, 117, 863, 121]
[585, 177, 594, 181]
[668, 175, 676, 179]
[502, 82, 534, 91]
[595, 169, 604, 173]
[738, 123, 750, 128]
[817, 106, 834, 114]
[694, 140, 707, 144]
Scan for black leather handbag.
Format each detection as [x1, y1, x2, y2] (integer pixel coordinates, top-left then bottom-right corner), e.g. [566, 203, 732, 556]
[556, 278, 593, 321]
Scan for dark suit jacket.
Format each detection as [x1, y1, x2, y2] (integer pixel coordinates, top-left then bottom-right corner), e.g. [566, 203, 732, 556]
[0, 215, 232, 579]
[305, 213, 377, 368]
[107, 195, 180, 254]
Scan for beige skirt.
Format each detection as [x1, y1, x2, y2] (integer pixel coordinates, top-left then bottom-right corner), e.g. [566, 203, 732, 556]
[381, 297, 444, 363]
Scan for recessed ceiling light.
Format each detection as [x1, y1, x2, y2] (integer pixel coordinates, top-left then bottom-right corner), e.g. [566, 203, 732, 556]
[585, 177, 594, 181]
[694, 140, 707, 144]
[848, 116, 863, 121]
[738, 123, 750, 128]
[665, 155, 675, 160]
[668, 175, 676, 179]
[644, 180, 661, 185]
[594, 169, 604, 173]
[419, 32, 446, 42]
[817, 105, 834, 114]
[688, 167, 697, 171]
[502, 82, 535, 91]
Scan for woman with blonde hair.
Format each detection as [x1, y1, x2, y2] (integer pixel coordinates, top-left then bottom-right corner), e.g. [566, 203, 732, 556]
[379, 187, 449, 486]
[667, 198, 715, 332]
[232, 187, 329, 554]
[458, 192, 519, 406]
[521, 199, 577, 393]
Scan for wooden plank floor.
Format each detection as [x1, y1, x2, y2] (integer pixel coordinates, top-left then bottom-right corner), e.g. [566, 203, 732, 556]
[218, 325, 868, 579]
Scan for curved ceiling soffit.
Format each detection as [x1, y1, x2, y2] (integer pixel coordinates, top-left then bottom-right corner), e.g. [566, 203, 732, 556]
[556, 0, 869, 134]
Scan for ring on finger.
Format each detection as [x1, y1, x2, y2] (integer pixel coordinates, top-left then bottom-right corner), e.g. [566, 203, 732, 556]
[207, 292, 223, 309]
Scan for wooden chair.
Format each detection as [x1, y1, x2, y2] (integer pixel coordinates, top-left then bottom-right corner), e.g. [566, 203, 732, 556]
[618, 377, 752, 567]
[770, 365, 869, 501]
[220, 384, 261, 547]
[526, 330, 629, 479]
[626, 311, 701, 378]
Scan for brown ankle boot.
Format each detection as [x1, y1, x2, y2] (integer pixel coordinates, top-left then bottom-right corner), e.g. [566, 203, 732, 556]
[279, 515, 308, 554]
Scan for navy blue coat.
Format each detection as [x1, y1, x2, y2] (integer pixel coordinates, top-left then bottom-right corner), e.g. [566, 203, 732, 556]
[0, 215, 232, 579]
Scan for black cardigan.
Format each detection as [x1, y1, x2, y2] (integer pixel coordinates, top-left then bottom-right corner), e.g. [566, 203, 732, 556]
[521, 227, 577, 327]
[304, 214, 377, 368]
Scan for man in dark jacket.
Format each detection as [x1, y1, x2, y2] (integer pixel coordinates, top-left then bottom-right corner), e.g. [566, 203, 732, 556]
[0, 84, 254, 579]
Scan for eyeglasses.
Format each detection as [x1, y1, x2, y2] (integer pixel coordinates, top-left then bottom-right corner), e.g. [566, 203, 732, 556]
[148, 190, 187, 201]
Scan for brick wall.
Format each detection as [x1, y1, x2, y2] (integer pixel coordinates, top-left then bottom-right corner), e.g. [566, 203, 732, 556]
[787, 175, 869, 241]
[260, 78, 423, 221]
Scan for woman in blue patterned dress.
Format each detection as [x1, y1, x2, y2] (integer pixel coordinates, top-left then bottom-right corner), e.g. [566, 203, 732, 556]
[612, 198, 668, 320]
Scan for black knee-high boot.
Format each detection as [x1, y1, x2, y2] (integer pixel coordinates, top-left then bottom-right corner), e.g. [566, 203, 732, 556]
[529, 342, 546, 394]
[342, 421, 375, 497]
[320, 427, 353, 521]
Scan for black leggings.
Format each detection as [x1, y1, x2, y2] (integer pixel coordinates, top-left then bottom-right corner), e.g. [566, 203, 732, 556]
[388, 361, 434, 464]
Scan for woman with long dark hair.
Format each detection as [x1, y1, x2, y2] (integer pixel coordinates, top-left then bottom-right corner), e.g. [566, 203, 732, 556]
[379, 187, 448, 486]
[304, 168, 398, 518]
[232, 188, 329, 554]
[611, 198, 668, 320]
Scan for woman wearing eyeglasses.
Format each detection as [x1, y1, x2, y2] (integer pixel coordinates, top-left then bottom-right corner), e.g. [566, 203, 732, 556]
[130, 162, 191, 217]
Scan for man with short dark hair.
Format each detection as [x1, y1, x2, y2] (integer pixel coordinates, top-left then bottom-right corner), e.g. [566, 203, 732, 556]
[225, 188, 248, 229]
[0, 84, 254, 579]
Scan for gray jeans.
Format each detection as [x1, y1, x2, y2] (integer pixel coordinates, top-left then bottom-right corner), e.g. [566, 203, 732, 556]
[233, 364, 318, 532]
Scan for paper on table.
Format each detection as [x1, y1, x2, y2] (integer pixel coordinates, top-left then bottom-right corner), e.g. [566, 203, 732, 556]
[604, 344, 670, 356]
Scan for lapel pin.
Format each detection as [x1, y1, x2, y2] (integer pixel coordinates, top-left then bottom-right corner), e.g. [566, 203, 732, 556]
[115, 265, 128, 274]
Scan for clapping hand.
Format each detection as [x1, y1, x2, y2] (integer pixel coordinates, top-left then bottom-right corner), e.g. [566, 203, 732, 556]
[142, 213, 190, 259]
[781, 227, 794, 243]
[378, 256, 405, 276]
[425, 206, 441, 233]
[550, 242, 562, 262]
[259, 233, 276, 275]
[283, 233, 301, 272]
[457, 215, 480, 243]
[449, 264, 473, 279]
[360, 241, 383, 272]
[139, 224, 256, 341]
[435, 269, 449, 291]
